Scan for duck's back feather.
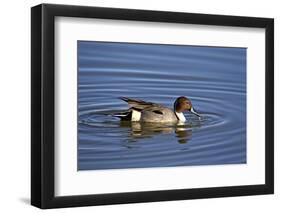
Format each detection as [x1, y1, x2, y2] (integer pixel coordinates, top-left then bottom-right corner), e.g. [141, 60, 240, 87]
[120, 97, 163, 111]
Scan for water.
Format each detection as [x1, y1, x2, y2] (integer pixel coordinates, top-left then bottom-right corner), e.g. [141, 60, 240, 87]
[78, 41, 246, 170]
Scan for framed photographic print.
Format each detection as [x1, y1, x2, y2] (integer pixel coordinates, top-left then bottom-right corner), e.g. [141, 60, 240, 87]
[31, 3, 274, 209]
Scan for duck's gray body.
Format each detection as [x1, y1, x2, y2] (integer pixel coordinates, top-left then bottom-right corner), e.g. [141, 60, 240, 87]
[114, 97, 182, 123]
[139, 106, 178, 123]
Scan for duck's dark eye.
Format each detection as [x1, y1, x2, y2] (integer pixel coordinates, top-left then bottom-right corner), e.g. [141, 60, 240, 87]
[153, 110, 163, 115]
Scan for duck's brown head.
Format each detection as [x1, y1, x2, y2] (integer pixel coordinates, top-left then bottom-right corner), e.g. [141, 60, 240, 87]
[174, 96, 200, 117]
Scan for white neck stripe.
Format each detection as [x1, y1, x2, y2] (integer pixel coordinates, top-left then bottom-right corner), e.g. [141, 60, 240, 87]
[175, 112, 186, 122]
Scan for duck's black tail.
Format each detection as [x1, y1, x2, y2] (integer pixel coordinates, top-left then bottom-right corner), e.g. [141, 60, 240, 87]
[109, 109, 132, 121]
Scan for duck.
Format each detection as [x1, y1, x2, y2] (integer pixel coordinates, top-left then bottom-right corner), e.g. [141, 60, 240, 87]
[112, 96, 200, 123]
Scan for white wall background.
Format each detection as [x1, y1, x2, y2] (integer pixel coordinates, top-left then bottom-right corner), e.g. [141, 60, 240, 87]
[0, 0, 279, 212]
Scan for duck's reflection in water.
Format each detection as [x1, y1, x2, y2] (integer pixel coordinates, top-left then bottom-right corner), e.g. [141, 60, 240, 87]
[119, 121, 194, 144]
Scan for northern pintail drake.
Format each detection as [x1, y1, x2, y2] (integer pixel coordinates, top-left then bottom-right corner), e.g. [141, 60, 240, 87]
[113, 96, 200, 123]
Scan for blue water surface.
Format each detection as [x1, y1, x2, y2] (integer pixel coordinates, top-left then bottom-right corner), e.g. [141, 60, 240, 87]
[78, 41, 246, 170]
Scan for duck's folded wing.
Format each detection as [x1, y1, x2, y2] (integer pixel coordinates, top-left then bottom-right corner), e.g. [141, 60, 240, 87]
[119, 97, 163, 111]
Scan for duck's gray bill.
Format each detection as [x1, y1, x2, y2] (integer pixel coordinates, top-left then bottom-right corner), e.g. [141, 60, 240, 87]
[190, 107, 200, 117]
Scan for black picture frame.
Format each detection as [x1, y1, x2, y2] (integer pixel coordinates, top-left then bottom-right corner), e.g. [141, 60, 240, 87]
[31, 3, 274, 209]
